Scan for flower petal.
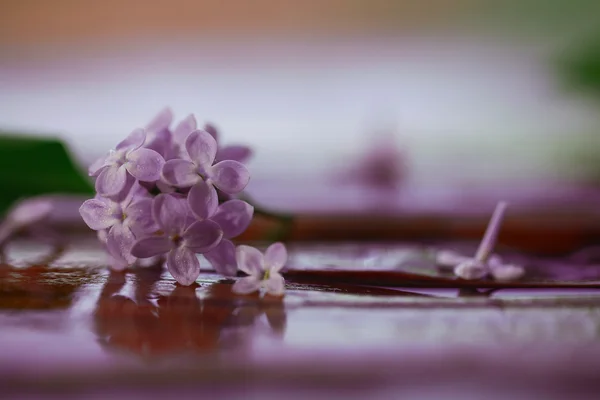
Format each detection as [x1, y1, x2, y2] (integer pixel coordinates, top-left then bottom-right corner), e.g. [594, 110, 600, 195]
[264, 242, 287, 272]
[490, 263, 525, 282]
[152, 193, 190, 234]
[236, 245, 264, 276]
[211, 200, 253, 239]
[125, 198, 159, 236]
[131, 236, 172, 258]
[106, 224, 137, 265]
[208, 160, 250, 194]
[185, 130, 217, 168]
[436, 250, 470, 268]
[167, 247, 201, 286]
[145, 128, 174, 159]
[264, 272, 285, 296]
[204, 239, 237, 276]
[116, 128, 146, 151]
[203, 123, 219, 142]
[125, 148, 165, 182]
[173, 114, 197, 145]
[88, 155, 109, 177]
[107, 253, 129, 271]
[79, 198, 120, 230]
[145, 107, 173, 133]
[95, 165, 128, 198]
[216, 145, 252, 163]
[232, 276, 261, 295]
[183, 219, 223, 253]
[188, 180, 218, 220]
[454, 259, 488, 280]
[120, 180, 149, 209]
[97, 229, 108, 244]
[161, 159, 199, 187]
[8, 198, 53, 226]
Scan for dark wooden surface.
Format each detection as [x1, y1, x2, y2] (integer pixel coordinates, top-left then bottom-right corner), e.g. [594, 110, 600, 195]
[2, 239, 600, 399]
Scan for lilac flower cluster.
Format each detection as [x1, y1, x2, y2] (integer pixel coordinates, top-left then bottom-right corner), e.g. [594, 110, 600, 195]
[79, 109, 258, 286]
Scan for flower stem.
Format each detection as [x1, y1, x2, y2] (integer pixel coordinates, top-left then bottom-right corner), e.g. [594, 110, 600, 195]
[475, 201, 508, 263]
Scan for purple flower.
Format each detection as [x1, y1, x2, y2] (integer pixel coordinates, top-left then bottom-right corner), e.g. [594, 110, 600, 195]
[203, 199, 254, 276]
[89, 128, 166, 197]
[204, 123, 253, 164]
[162, 129, 250, 194]
[0, 197, 53, 247]
[79, 183, 158, 267]
[232, 243, 287, 296]
[144, 108, 176, 159]
[172, 114, 198, 157]
[435, 201, 525, 281]
[131, 192, 223, 286]
[182, 180, 253, 276]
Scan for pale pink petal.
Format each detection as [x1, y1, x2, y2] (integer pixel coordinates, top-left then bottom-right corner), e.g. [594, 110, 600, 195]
[95, 165, 128, 197]
[79, 198, 120, 230]
[167, 247, 201, 286]
[183, 220, 223, 253]
[185, 130, 217, 169]
[161, 159, 199, 187]
[125, 148, 165, 182]
[188, 180, 218, 220]
[264, 242, 287, 272]
[264, 272, 285, 296]
[204, 239, 237, 276]
[116, 128, 146, 151]
[131, 236, 172, 258]
[211, 200, 253, 239]
[208, 160, 250, 194]
[145, 107, 173, 133]
[152, 194, 189, 234]
[106, 224, 137, 266]
[216, 145, 252, 163]
[232, 276, 261, 294]
[236, 245, 264, 276]
[173, 114, 197, 144]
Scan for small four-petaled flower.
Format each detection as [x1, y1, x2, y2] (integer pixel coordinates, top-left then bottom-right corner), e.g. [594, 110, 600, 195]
[233, 243, 288, 296]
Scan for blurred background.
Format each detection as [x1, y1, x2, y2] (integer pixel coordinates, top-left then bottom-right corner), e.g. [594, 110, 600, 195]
[2, 0, 600, 214]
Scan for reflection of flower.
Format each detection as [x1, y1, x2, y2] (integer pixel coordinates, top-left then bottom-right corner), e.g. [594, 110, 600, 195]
[93, 269, 286, 357]
[436, 202, 525, 281]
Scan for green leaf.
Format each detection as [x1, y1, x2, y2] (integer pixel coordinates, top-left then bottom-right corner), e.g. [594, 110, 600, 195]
[0, 132, 94, 215]
[556, 34, 600, 97]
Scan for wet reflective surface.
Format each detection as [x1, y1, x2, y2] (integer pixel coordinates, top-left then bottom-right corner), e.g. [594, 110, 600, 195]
[2, 241, 600, 399]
